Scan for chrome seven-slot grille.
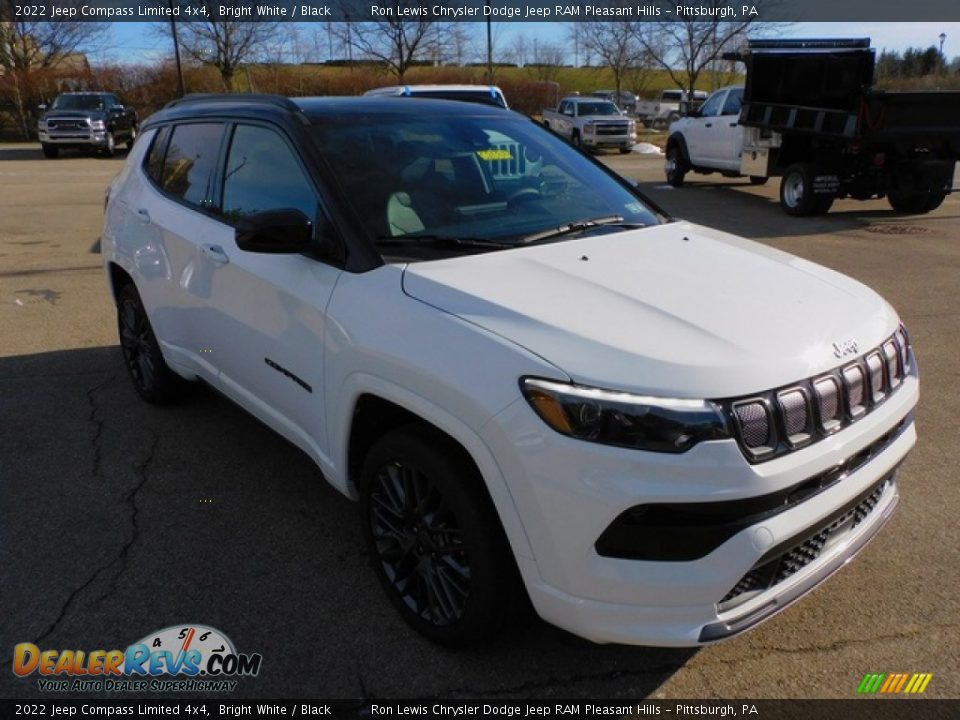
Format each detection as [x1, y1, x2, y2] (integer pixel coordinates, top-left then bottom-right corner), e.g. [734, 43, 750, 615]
[725, 328, 911, 462]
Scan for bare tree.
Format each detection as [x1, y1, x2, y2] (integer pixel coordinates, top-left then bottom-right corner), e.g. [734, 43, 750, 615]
[638, 4, 760, 100]
[334, 12, 439, 81]
[159, 5, 279, 91]
[574, 22, 644, 98]
[0, 8, 108, 138]
[525, 43, 566, 84]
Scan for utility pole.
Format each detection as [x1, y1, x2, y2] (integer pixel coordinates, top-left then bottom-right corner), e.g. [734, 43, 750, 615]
[168, 0, 185, 97]
[485, 1, 493, 84]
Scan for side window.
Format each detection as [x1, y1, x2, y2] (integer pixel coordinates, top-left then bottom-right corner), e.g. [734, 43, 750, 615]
[721, 88, 743, 116]
[558, 101, 568, 115]
[221, 124, 317, 223]
[145, 126, 171, 184]
[160, 123, 225, 209]
[698, 91, 726, 118]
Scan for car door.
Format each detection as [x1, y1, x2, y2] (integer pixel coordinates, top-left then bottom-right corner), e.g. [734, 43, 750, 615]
[199, 122, 342, 462]
[713, 88, 745, 171]
[684, 89, 726, 167]
[123, 121, 230, 381]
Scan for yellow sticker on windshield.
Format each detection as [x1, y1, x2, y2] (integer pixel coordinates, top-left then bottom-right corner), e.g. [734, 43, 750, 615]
[477, 148, 513, 161]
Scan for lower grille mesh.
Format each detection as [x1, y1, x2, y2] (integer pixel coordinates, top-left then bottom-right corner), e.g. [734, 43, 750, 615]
[718, 479, 890, 610]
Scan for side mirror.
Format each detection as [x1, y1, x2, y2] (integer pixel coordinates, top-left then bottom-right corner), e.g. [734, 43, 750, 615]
[235, 209, 313, 254]
[37, 104, 48, 112]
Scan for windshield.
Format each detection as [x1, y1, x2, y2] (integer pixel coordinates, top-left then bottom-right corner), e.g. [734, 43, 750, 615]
[51, 95, 106, 111]
[312, 113, 661, 259]
[575, 102, 620, 116]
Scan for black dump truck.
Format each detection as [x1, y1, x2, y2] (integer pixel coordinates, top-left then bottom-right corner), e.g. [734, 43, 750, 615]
[665, 39, 960, 216]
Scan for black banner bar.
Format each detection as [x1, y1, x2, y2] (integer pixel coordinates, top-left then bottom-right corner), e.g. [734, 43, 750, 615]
[1, 699, 958, 719]
[4, 0, 960, 22]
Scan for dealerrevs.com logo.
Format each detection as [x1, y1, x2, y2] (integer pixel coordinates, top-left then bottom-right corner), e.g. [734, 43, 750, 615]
[13, 624, 262, 693]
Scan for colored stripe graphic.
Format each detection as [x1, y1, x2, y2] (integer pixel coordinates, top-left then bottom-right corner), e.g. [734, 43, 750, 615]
[858, 673, 932, 694]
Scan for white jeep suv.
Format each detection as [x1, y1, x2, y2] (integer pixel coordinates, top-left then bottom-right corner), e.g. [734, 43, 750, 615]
[101, 94, 918, 646]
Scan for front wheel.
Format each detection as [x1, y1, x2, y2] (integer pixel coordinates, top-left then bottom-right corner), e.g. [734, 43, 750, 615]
[101, 132, 116, 157]
[619, 147, 633, 155]
[126, 125, 138, 150]
[665, 146, 688, 187]
[360, 424, 523, 645]
[41, 144, 59, 159]
[780, 162, 833, 216]
[571, 131, 582, 150]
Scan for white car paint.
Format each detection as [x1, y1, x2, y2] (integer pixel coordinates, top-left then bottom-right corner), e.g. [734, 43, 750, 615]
[103, 115, 918, 647]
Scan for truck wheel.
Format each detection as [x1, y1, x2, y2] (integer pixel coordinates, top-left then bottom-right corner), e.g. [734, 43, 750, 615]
[749, 176, 768, 186]
[359, 424, 523, 646]
[619, 147, 633, 155]
[665, 146, 688, 187]
[887, 189, 946, 214]
[116, 283, 189, 404]
[571, 131, 582, 149]
[101, 132, 116, 158]
[41, 144, 59, 159]
[780, 163, 832, 216]
[126, 125, 138, 150]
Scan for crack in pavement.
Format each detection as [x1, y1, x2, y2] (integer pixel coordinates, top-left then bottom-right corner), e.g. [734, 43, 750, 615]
[34, 432, 160, 645]
[86, 371, 118, 481]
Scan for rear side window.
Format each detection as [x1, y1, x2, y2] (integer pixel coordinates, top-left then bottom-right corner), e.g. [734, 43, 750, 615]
[160, 123, 225, 209]
[146, 126, 171, 184]
[221, 124, 317, 222]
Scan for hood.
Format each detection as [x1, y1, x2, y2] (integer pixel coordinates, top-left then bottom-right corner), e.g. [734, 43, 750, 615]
[42, 111, 105, 122]
[401, 222, 898, 398]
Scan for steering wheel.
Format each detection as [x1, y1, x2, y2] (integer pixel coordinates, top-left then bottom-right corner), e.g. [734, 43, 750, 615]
[507, 187, 541, 208]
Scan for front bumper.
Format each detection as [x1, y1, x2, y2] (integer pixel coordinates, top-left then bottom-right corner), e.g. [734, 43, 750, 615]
[583, 132, 635, 149]
[481, 369, 918, 646]
[38, 129, 110, 146]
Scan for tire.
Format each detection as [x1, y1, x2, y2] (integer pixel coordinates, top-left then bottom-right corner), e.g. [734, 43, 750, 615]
[126, 125, 138, 150]
[619, 147, 633, 155]
[101, 132, 116, 158]
[359, 424, 523, 645]
[665, 145, 688, 187]
[887, 188, 946, 214]
[116, 283, 189, 404]
[571, 131, 582, 150]
[780, 162, 833, 216]
[749, 176, 768, 186]
[41, 144, 59, 159]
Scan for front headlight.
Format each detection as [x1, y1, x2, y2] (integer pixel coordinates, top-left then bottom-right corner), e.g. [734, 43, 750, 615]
[521, 378, 729, 453]
[90, 120, 106, 130]
[583, 123, 595, 134]
[37, 120, 47, 130]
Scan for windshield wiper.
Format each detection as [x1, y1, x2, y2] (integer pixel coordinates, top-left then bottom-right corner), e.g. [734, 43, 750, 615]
[376, 234, 510, 249]
[518, 216, 646, 245]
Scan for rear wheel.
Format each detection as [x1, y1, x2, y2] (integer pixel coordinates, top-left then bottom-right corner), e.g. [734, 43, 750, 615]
[41, 144, 59, 159]
[665, 146, 688, 187]
[887, 188, 946, 214]
[360, 424, 523, 645]
[780, 162, 833, 216]
[116, 283, 189, 404]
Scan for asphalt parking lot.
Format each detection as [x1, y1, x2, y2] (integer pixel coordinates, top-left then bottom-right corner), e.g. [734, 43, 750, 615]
[1, 142, 958, 699]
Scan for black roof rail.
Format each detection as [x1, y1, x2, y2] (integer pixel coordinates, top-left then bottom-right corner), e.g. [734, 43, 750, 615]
[747, 38, 871, 50]
[163, 93, 301, 112]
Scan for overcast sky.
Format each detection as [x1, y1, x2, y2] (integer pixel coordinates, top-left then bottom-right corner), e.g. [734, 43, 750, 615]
[95, 22, 960, 66]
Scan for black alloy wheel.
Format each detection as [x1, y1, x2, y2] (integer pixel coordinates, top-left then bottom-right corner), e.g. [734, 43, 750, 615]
[360, 425, 524, 644]
[116, 283, 187, 404]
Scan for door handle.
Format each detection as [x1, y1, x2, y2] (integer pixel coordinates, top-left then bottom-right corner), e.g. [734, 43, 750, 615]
[729, 122, 738, 127]
[704, 123, 713, 128]
[200, 244, 230, 265]
[135, 208, 150, 223]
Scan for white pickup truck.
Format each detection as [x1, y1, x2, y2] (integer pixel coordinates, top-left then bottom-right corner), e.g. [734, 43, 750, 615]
[636, 89, 708, 128]
[541, 97, 636, 154]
